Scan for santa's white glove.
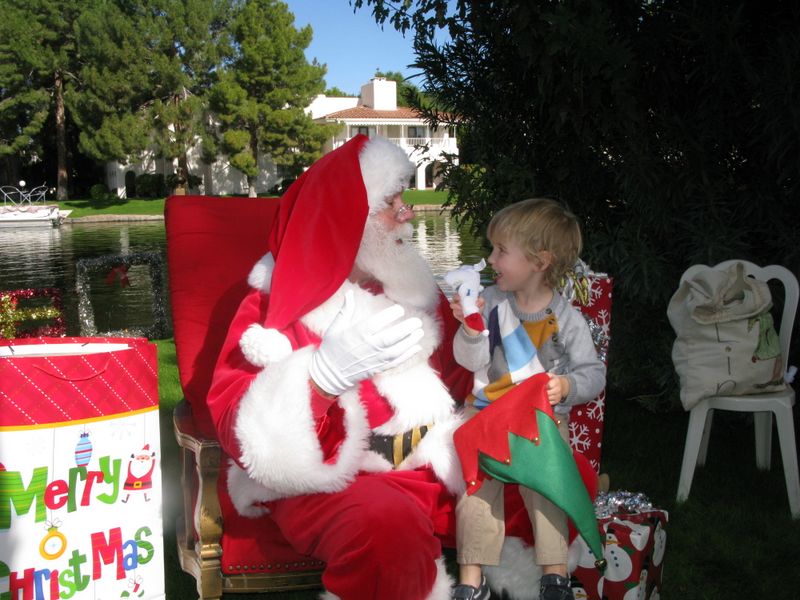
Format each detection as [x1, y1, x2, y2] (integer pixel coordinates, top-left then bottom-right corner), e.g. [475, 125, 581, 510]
[309, 290, 424, 396]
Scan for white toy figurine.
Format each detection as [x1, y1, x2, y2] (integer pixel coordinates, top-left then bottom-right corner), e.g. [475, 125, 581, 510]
[445, 259, 489, 336]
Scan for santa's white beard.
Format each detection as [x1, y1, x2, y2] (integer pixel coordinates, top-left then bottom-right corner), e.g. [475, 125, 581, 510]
[355, 217, 439, 312]
[129, 458, 153, 477]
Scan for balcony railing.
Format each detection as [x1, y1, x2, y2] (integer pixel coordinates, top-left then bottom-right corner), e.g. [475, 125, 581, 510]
[334, 137, 457, 152]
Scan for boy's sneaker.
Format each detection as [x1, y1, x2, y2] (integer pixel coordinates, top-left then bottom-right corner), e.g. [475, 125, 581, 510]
[452, 575, 491, 600]
[539, 573, 574, 600]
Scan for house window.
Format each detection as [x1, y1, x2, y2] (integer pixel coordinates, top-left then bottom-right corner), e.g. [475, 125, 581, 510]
[353, 126, 369, 137]
[407, 126, 426, 139]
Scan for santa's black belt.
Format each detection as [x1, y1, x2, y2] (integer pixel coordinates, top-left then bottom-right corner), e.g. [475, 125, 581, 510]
[369, 426, 429, 467]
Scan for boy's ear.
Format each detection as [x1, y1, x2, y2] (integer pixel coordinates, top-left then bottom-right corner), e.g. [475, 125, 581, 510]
[534, 250, 554, 271]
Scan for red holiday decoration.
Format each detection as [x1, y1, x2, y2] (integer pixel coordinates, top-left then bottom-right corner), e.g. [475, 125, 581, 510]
[0, 288, 65, 339]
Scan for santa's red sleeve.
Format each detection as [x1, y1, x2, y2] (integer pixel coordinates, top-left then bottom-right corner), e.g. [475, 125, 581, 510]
[431, 292, 474, 404]
[207, 286, 372, 504]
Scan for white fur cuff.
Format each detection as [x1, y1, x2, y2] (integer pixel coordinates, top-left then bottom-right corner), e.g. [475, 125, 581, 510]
[235, 347, 370, 501]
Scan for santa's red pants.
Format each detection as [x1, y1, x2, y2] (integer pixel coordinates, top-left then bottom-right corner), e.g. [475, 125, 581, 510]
[268, 469, 456, 600]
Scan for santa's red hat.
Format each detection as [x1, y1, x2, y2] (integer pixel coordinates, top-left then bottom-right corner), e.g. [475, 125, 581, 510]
[239, 135, 415, 364]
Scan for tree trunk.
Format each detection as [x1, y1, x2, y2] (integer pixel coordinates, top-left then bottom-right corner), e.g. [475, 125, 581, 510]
[54, 70, 68, 201]
[172, 99, 187, 195]
[248, 131, 258, 197]
[174, 152, 188, 195]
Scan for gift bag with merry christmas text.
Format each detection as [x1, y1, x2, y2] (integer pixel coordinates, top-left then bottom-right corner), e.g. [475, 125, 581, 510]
[0, 337, 165, 600]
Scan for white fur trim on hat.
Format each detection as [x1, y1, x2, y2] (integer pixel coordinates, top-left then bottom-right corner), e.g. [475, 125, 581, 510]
[239, 324, 293, 367]
[359, 136, 415, 212]
[247, 252, 275, 293]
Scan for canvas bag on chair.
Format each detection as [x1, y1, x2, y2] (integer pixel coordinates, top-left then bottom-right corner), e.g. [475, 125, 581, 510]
[668, 262, 786, 410]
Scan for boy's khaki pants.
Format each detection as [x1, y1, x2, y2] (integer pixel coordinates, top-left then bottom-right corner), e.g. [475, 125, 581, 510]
[456, 415, 570, 567]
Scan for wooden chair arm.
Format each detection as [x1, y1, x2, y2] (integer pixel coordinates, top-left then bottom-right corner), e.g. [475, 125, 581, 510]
[173, 400, 223, 562]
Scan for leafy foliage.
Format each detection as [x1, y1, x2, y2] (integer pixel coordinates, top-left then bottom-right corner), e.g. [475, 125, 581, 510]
[325, 86, 356, 97]
[208, 0, 333, 195]
[356, 0, 800, 405]
[1, 0, 334, 198]
[374, 70, 420, 107]
[0, 4, 50, 164]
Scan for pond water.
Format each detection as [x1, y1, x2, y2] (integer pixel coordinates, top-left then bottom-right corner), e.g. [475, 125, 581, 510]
[0, 214, 487, 338]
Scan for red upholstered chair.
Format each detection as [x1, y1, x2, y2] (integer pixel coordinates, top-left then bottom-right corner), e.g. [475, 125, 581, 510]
[165, 195, 614, 598]
[567, 272, 613, 472]
[165, 195, 323, 599]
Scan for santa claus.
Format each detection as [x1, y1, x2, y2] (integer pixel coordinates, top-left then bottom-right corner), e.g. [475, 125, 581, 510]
[207, 134, 475, 600]
[122, 444, 156, 503]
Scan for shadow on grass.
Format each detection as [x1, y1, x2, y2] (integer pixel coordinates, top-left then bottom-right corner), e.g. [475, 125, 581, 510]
[155, 338, 800, 600]
[63, 197, 161, 209]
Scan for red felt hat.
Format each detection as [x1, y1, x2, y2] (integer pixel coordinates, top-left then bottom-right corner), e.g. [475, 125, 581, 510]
[261, 134, 414, 332]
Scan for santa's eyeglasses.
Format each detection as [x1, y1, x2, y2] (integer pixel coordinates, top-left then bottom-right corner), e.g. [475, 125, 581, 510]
[369, 201, 412, 220]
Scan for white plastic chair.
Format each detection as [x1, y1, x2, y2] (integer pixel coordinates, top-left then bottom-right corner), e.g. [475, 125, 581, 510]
[675, 260, 799, 518]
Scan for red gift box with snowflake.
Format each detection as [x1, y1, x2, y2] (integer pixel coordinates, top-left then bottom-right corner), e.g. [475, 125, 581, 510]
[570, 504, 668, 600]
[0, 337, 165, 600]
[559, 266, 612, 471]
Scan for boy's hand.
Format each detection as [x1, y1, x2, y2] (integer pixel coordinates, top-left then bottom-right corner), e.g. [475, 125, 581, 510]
[450, 294, 485, 337]
[546, 373, 570, 405]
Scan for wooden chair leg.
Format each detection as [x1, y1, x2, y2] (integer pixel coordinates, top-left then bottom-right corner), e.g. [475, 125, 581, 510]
[174, 401, 224, 599]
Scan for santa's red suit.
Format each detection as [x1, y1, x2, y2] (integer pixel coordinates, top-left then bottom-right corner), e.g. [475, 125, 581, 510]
[207, 135, 474, 600]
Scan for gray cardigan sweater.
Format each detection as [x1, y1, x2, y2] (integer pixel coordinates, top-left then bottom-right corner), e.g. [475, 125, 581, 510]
[453, 286, 606, 416]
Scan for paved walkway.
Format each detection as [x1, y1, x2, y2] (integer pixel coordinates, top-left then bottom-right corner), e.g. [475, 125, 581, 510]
[66, 214, 165, 223]
[66, 205, 449, 224]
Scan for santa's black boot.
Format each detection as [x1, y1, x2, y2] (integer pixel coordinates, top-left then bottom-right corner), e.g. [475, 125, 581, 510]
[539, 574, 574, 600]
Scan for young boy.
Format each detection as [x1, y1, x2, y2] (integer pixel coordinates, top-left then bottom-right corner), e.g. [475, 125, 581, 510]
[450, 198, 606, 600]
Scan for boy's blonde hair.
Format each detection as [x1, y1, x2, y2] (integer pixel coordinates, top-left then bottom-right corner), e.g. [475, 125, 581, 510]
[487, 198, 582, 288]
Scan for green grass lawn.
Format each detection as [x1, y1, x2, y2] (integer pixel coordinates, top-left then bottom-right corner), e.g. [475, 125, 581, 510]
[404, 188, 448, 205]
[55, 192, 800, 598]
[152, 337, 800, 600]
[59, 189, 446, 219]
[59, 197, 167, 218]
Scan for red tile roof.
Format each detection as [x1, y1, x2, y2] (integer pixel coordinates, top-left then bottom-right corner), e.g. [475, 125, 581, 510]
[321, 106, 423, 120]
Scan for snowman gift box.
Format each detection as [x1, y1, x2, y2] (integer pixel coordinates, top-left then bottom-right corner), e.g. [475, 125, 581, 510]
[0, 338, 165, 600]
[569, 495, 668, 600]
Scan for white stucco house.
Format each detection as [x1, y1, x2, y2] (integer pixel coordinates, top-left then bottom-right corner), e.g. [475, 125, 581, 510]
[105, 77, 457, 197]
[309, 77, 458, 190]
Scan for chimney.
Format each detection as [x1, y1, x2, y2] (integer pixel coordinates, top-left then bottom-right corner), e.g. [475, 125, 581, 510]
[360, 77, 397, 111]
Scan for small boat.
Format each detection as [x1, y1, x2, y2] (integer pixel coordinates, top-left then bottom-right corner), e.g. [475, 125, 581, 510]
[0, 204, 71, 228]
[0, 185, 71, 228]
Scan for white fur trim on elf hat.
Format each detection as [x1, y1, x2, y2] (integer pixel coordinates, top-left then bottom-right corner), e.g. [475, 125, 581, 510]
[359, 136, 415, 212]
